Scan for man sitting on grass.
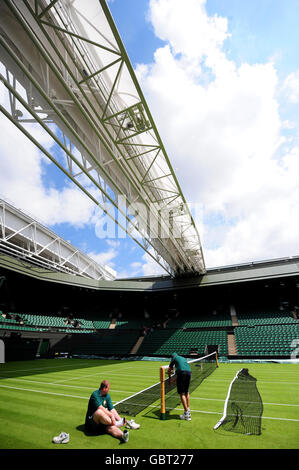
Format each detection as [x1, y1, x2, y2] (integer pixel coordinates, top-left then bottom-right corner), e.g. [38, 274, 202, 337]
[85, 379, 129, 443]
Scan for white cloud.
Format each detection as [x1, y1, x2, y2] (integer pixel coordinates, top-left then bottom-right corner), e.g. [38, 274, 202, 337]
[137, 0, 299, 268]
[87, 248, 118, 268]
[106, 239, 121, 248]
[149, 0, 230, 64]
[0, 84, 96, 228]
[128, 261, 143, 278]
[141, 250, 168, 276]
[283, 71, 299, 103]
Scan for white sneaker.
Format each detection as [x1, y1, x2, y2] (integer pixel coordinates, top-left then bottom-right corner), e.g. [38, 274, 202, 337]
[116, 417, 126, 427]
[180, 412, 191, 421]
[52, 432, 70, 444]
[121, 429, 129, 443]
[126, 419, 140, 430]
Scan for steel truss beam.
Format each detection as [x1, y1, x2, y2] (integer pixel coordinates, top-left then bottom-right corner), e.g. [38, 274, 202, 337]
[0, 0, 206, 277]
[0, 199, 115, 280]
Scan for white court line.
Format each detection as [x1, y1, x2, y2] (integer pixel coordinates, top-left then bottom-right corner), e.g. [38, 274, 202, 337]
[2, 377, 299, 408]
[208, 379, 299, 385]
[0, 364, 137, 375]
[162, 405, 299, 423]
[0, 362, 93, 373]
[0, 369, 158, 382]
[51, 367, 141, 384]
[1, 384, 298, 423]
[182, 408, 299, 423]
[0, 384, 88, 400]
[52, 372, 107, 384]
[3, 370, 297, 385]
[191, 396, 299, 407]
[0, 377, 137, 394]
[1, 365, 297, 385]
[47, 370, 158, 382]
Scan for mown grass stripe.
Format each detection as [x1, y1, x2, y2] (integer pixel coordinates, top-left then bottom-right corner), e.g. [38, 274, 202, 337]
[1, 383, 299, 423]
[1, 360, 299, 449]
[0, 384, 88, 400]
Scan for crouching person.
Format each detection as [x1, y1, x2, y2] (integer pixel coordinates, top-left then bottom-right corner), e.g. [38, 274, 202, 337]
[85, 379, 129, 443]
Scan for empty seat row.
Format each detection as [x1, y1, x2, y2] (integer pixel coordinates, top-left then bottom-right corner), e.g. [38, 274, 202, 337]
[137, 329, 228, 356]
[235, 323, 299, 356]
[236, 309, 298, 326]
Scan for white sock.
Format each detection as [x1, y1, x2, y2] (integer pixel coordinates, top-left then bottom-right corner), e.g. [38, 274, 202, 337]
[116, 418, 124, 427]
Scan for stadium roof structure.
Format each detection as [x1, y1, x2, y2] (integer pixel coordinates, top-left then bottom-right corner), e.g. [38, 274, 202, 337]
[0, 198, 116, 281]
[1, 247, 299, 292]
[0, 0, 205, 278]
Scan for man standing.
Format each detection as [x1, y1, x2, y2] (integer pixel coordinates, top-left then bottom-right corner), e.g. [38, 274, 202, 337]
[168, 352, 192, 421]
[85, 379, 129, 442]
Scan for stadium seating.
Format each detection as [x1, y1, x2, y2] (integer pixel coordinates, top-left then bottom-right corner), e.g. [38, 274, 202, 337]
[137, 328, 228, 356]
[236, 309, 297, 326]
[0, 310, 230, 357]
[93, 319, 111, 329]
[0, 312, 38, 332]
[0, 311, 97, 333]
[1, 305, 297, 359]
[50, 330, 140, 356]
[0, 314, 21, 327]
[114, 319, 151, 329]
[167, 313, 232, 329]
[0, 323, 37, 332]
[235, 324, 299, 356]
[22, 313, 68, 328]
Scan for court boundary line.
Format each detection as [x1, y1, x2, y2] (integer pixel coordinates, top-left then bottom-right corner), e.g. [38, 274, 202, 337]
[1, 384, 299, 423]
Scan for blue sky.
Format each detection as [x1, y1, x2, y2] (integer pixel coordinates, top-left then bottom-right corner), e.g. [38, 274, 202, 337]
[109, 0, 299, 72]
[1, 0, 299, 278]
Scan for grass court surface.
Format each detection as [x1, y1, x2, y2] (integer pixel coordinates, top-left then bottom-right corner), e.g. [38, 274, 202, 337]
[0, 358, 298, 449]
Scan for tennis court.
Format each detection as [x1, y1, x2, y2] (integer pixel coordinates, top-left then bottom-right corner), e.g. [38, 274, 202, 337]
[0, 358, 298, 449]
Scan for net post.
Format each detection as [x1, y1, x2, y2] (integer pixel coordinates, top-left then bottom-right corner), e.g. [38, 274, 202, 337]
[160, 366, 166, 420]
[216, 352, 219, 368]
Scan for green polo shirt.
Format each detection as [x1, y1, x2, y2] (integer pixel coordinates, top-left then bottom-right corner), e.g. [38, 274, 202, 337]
[86, 389, 114, 419]
[169, 353, 191, 373]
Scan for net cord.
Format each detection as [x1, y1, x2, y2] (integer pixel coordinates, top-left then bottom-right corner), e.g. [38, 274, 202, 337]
[161, 350, 218, 371]
[213, 369, 242, 430]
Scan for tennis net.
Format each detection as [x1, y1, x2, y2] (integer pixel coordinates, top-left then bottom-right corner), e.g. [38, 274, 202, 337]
[213, 368, 263, 435]
[115, 351, 218, 418]
[114, 380, 161, 417]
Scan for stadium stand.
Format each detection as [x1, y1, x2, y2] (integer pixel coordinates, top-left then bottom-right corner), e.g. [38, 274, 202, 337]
[136, 328, 228, 357]
[114, 319, 151, 330]
[235, 324, 299, 356]
[48, 330, 140, 357]
[93, 319, 112, 329]
[1, 258, 299, 361]
[166, 313, 232, 329]
[1, 301, 298, 358]
[235, 308, 297, 326]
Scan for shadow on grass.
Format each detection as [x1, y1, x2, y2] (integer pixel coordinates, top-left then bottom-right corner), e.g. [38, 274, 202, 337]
[76, 424, 97, 437]
[0, 358, 133, 379]
[142, 407, 182, 421]
[75, 423, 128, 446]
